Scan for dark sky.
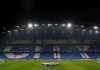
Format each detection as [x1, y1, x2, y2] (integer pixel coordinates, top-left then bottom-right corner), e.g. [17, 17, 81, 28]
[1, 0, 100, 29]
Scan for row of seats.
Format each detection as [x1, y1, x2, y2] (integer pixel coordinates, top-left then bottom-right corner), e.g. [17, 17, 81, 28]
[0, 45, 99, 52]
[0, 52, 100, 59]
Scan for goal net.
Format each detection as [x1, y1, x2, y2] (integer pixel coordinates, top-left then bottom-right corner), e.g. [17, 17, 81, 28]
[0, 59, 5, 64]
[97, 58, 100, 63]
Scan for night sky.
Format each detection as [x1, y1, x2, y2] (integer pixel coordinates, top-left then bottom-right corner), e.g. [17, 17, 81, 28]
[1, 0, 100, 30]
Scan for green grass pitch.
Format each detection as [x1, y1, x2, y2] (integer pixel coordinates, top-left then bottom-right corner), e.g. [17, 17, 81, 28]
[0, 60, 100, 70]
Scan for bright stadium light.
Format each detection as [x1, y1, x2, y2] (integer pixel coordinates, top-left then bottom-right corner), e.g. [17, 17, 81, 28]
[28, 23, 33, 28]
[82, 29, 86, 31]
[67, 23, 72, 28]
[14, 30, 18, 32]
[61, 24, 65, 27]
[95, 31, 99, 34]
[55, 24, 58, 26]
[94, 26, 98, 30]
[4, 27, 6, 30]
[48, 24, 52, 26]
[7, 31, 11, 33]
[81, 25, 84, 28]
[89, 30, 92, 33]
[34, 24, 38, 27]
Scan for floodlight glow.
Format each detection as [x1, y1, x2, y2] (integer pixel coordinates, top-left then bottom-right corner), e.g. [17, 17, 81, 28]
[81, 25, 84, 28]
[94, 26, 98, 30]
[95, 31, 99, 34]
[89, 30, 92, 32]
[28, 23, 33, 28]
[67, 23, 72, 28]
[4, 27, 6, 29]
[34, 24, 38, 27]
[48, 24, 52, 26]
[55, 24, 58, 26]
[42, 24, 45, 26]
[8, 31, 11, 32]
[61, 24, 65, 27]
[15, 26, 19, 28]
[14, 30, 18, 32]
[82, 29, 86, 31]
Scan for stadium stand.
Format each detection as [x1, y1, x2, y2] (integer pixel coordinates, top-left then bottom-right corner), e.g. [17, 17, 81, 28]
[0, 24, 100, 60]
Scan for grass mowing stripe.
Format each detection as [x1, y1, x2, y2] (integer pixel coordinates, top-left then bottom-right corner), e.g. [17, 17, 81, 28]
[0, 60, 30, 70]
[0, 60, 100, 70]
[73, 60, 100, 70]
[64, 60, 86, 70]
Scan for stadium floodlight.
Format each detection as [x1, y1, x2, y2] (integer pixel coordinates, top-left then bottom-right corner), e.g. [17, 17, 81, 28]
[95, 31, 99, 34]
[67, 23, 72, 28]
[61, 24, 65, 27]
[48, 24, 52, 26]
[7, 31, 11, 32]
[81, 25, 84, 28]
[82, 29, 86, 31]
[14, 30, 18, 32]
[55, 24, 58, 26]
[89, 30, 92, 33]
[94, 26, 98, 30]
[28, 23, 33, 28]
[4, 27, 6, 30]
[34, 24, 38, 27]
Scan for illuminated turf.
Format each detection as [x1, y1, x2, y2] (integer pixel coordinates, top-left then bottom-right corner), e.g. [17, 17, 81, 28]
[0, 60, 100, 70]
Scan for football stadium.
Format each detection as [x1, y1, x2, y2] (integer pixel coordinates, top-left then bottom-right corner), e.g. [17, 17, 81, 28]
[1, 0, 100, 70]
[0, 23, 100, 70]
